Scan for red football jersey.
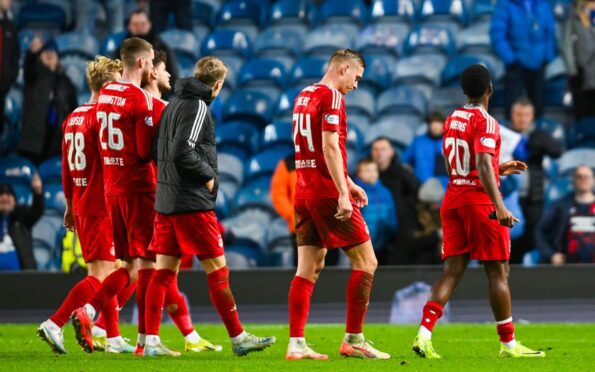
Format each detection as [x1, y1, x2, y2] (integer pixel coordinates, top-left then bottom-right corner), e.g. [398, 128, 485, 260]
[442, 105, 501, 209]
[293, 83, 348, 200]
[96, 80, 156, 195]
[61, 103, 107, 217]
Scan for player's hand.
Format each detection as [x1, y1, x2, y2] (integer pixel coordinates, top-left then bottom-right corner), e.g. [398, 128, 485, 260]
[335, 194, 353, 222]
[496, 206, 520, 228]
[499, 160, 528, 176]
[63, 208, 75, 232]
[349, 184, 368, 208]
[551, 252, 566, 266]
[206, 178, 215, 193]
[31, 173, 43, 194]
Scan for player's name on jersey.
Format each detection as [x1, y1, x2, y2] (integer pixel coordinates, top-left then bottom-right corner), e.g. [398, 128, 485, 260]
[67, 116, 85, 126]
[449, 120, 467, 132]
[295, 159, 317, 169]
[452, 110, 474, 120]
[452, 178, 477, 186]
[104, 156, 124, 166]
[98, 94, 127, 106]
[295, 96, 310, 106]
[73, 177, 88, 187]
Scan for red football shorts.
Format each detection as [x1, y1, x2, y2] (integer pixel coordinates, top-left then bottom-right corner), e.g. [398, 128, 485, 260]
[150, 210, 224, 260]
[105, 193, 156, 260]
[441, 204, 511, 261]
[294, 198, 370, 249]
[74, 215, 115, 262]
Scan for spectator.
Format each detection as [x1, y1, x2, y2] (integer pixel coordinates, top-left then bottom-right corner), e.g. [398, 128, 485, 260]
[0, 175, 44, 271]
[150, 0, 192, 34]
[116, 9, 179, 87]
[370, 136, 421, 263]
[490, 0, 557, 119]
[353, 158, 397, 265]
[536, 165, 595, 264]
[562, 0, 595, 120]
[402, 111, 448, 189]
[75, 0, 125, 34]
[509, 97, 563, 263]
[17, 37, 77, 165]
[0, 0, 19, 135]
[270, 153, 297, 265]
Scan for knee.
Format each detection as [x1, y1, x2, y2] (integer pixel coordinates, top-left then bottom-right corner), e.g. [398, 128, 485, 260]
[353, 255, 378, 275]
[297, 261, 325, 282]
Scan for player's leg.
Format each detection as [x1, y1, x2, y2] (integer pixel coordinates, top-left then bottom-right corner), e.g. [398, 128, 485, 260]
[340, 240, 389, 360]
[200, 254, 276, 356]
[93, 277, 137, 351]
[135, 257, 155, 351]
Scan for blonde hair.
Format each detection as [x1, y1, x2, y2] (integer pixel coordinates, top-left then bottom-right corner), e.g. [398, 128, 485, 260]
[86, 56, 123, 93]
[328, 49, 366, 69]
[194, 56, 228, 88]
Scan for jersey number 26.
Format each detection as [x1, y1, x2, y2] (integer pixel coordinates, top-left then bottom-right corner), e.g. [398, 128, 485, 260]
[97, 111, 123, 151]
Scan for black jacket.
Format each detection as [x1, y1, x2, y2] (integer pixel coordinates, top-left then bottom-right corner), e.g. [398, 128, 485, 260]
[17, 51, 78, 160]
[5, 192, 44, 270]
[0, 11, 20, 93]
[522, 129, 563, 203]
[154, 77, 218, 214]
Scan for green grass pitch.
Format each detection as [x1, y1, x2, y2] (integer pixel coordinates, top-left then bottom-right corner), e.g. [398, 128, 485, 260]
[1, 323, 594, 371]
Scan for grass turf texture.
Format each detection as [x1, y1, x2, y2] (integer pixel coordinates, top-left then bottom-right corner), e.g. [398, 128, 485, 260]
[1, 323, 593, 371]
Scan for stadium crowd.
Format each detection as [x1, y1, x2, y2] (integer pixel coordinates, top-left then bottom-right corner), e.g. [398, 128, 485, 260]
[1, 0, 594, 271]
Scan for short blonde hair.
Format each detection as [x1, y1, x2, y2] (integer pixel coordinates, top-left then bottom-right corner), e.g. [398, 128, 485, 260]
[194, 56, 228, 88]
[86, 56, 123, 93]
[328, 49, 366, 69]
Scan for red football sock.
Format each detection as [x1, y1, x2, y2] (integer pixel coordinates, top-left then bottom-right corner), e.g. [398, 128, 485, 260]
[145, 269, 176, 336]
[420, 301, 444, 332]
[165, 274, 195, 337]
[496, 319, 515, 343]
[95, 280, 137, 330]
[207, 267, 243, 337]
[288, 276, 315, 338]
[89, 268, 130, 314]
[50, 276, 100, 327]
[136, 268, 155, 335]
[345, 270, 374, 334]
[101, 296, 120, 338]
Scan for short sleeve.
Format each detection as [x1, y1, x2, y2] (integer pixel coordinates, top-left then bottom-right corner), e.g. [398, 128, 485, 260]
[320, 87, 343, 132]
[473, 115, 498, 155]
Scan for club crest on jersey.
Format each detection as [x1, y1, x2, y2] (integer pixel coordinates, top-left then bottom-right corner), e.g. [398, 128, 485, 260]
[480, 137, 496, 148]
[325, 114, 339, 125]
[145, 116, 153, 127]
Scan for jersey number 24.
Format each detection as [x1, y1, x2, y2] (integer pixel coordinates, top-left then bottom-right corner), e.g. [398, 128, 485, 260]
[293, 113, 314, 152]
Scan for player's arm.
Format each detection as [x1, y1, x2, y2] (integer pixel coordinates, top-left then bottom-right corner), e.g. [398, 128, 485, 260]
[171, 101, 216, 185]
[477, 153, 518, 227]
[135, 92, 156, 162]
[322, 130, 352, 221]
[61, 123, 75, 231]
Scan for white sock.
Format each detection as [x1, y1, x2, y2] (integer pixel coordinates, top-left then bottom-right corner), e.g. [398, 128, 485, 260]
[146, 335, 160, 347]
[45, 319, 61, 331]
[345, 333, 364, 343]
[84, 304, 97, 320]
[418, 326, 432, 340]
[108, 336, 123, 346]
[137, 333, 146, 347]
[92, 326, 106, 337]
[231, 331, 247, 344]
[289, 337, 306, 349]
[502, 339, 517, 348]
[185, 331, 201, 344]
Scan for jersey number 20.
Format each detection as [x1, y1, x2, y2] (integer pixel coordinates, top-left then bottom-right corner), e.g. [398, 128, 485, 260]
[97, 111, 123, 151]
[293, 113, 314, 152]
[445, 137, 470, 176]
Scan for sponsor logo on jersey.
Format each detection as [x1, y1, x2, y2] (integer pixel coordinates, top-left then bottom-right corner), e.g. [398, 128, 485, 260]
[145, 116, 153, 127]
[325, 114, 339, 125]
[480, 137, 496, 148]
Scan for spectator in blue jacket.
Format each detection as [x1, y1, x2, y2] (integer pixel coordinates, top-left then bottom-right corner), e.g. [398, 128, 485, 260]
[354, 158, 397, 265]
[490, 0, 557, 119]
[402, 111, 448, 189]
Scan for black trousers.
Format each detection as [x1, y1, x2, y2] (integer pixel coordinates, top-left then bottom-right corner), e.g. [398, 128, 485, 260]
[568, 74, 595, 120]
[504, 63, 546, 119]
[510, 198, 543, 264]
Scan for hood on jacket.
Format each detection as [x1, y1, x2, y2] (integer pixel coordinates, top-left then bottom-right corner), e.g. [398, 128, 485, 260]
[174, 77, 213, 104]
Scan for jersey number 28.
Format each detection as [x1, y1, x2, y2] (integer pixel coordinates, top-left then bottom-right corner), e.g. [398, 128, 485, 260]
[97, 111, 123, 151]
[444, 137, 470, 176]
[64, 132, 86, 171]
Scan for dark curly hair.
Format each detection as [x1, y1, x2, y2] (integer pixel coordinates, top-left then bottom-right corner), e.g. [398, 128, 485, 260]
[460, 64, 491, 99]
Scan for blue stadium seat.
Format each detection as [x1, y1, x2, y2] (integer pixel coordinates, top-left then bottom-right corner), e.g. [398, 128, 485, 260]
[377, 87, 428, 118]
[458, 22, 491, 54]
[224, 245, 261, 268]
[3, 88, 21, 128]
[557, 148, 595, 176]
[357, 23, 409, 57]
[471, 0, 496, 23]
[216, 0, 263, 41]
[550, 0, 573, 22]
[417, 0, 469, 28]
[38, 156, 62, 185]
[0, 154, 36, 186]
[359, 54, 393, 93]
[222, 90, 274, 128]
[347, 126, 365, 153]
[43, 183, 66, 214]
[32, 215, 63, 270]
[403, 25, 457, 56]
[160, 29, 199, 69]
[216, 121, 259, 159]
[569, 117, 595, 148]
[536, 118, 566, 148]
[18, 30, 37, 60]
[366, 118, 415, 150]
[431, 86, 467, 113]
[261, 122, 294, 152]
[314, 0, 368, 25]
[78, 92, 91, 106]
[56, 33, 99, 59]
[304, 25, 355, 57]
[471, 53, 505, 82]
[215, 189, 232, 219]
[219, 179, 239, 202]
[218, 152, 246, 185]
[545, 177, 573, 206]
[100, 31, 126, 57]
[545, 57, 567, 107]
[238, 58, 287, 100]
[266, 0, 310, 27]
[441, 55, 495, 87]
[191, 0, 218, 28]
[369, 0, 416, 24]
[289, 58, 327, 89]
[345, 89, 375, 119]
[394, 54, 446, 86]
[18, 3, 66, 32]
[246, 149, 291, 182]
[275, 88, 301, 121]
[234, 177, 275, 214]
[348, 114, 371, 133]
[201, 29, 252, 60]
[254, 28, 302, 71]
[61, 55, 89, 93]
